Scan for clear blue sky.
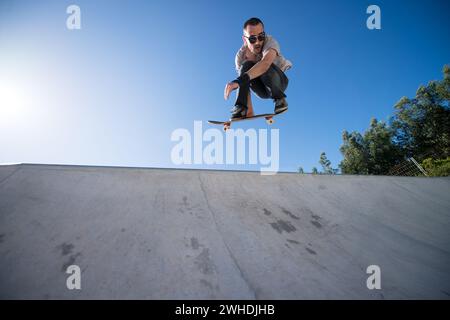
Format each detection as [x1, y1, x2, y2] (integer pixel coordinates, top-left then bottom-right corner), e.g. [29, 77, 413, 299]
[1, 0, 449, 172]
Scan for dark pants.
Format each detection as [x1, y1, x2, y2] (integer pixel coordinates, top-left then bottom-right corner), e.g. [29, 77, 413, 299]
[235, 60, 289, 108]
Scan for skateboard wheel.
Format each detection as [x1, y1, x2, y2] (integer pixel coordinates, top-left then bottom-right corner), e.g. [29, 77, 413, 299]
[266, 118, 274, 124]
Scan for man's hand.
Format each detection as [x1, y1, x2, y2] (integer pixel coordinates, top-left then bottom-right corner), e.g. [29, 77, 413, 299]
[245, 48, 277, 80]
[224, 82, 239, 100]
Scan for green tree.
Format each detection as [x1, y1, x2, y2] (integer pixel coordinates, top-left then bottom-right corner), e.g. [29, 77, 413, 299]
[319, 152, 337, 174]
[422, 157, 450, 177]
[364, 118, 401, 174]
[339, 120, 400, 175]
[312, 167, 318, 174]
[340, 65, 449, 175]
[391, 65, 450, 160]
[298, 167, 304, 174]
[339, 131, 369, 174]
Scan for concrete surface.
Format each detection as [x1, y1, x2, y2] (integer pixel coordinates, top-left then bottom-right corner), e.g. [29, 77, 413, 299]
[0, 163, 449, 299]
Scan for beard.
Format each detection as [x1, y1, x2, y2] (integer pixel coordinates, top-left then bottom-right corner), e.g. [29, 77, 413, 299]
[251, 43, 263, 54]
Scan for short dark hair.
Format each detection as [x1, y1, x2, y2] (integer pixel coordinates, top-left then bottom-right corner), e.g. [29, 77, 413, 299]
[243, 17, 264, 30]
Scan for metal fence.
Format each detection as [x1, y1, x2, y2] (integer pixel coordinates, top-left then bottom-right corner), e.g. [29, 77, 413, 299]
[388, 151, 441, 176]
[388, 157, 428, 176]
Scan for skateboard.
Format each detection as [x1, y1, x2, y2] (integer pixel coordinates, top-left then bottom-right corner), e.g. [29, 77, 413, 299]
[208, 109, 287, 131]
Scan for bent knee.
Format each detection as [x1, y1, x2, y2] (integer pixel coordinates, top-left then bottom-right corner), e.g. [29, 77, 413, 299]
[251, 87, 271, 99]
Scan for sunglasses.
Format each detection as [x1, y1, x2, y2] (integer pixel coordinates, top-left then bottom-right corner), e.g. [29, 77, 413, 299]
[244, 32, 266, 44]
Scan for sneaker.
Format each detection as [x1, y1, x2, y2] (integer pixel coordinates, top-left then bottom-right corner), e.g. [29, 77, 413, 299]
[274, 98, 288, 113]
[230, 105, 248, 120]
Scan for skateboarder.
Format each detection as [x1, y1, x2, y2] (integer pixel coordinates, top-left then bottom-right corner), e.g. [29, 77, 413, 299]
[224, 17, 292, 120]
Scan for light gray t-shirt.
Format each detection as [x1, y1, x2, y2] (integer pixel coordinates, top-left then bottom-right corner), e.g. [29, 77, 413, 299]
[235, 35, 292, 74]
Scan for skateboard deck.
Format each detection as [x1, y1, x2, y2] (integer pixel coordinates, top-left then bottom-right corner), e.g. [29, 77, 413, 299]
[208, 109, 286, 131]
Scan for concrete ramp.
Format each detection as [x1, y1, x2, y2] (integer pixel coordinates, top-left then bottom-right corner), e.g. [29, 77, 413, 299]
[0, 164, 449, 299]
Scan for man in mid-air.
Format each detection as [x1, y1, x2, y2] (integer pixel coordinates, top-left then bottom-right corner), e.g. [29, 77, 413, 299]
[224, 17, 292, 120]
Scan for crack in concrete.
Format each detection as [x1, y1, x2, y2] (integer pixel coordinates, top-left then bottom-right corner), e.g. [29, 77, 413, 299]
[0, 166, 22, 187]
[197, 173, 257, 299]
